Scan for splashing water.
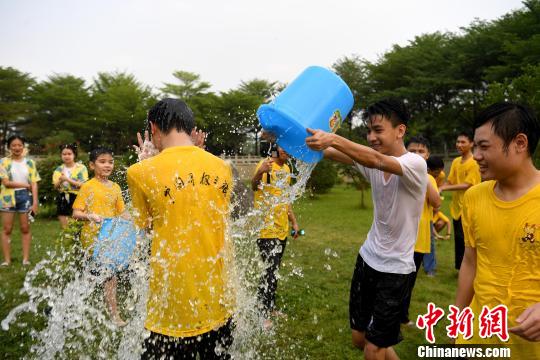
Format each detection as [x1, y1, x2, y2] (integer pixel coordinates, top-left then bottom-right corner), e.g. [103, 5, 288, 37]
[2, 160, 316, 359]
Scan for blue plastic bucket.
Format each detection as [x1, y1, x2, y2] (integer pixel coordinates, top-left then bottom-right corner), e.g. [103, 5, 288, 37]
[257, 66, 354, 163]
[93, 217, 137, 271]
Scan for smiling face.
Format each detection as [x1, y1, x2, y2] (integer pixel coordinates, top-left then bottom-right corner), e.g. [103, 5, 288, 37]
[366, 115, 405, 156]
[61, 148, 75, 166]
[456, 135, 473, 156]
[90, 153, 114, 179]
[8, 138, 25, 157]
[473, 122, 517, 181]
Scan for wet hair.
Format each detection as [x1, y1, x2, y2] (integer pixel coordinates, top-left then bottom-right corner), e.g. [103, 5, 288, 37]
[7, 135, 25, 147]
[362, 98, 410, 127]
[59, 144, 78, 158]
[457, 131, 474, 142]
[405, 135, 430, 150]
[147, 98, 195, 135]
[474, 102, 540, 156]
[89, 147, 113, 162]
[427, 156, 444, 171]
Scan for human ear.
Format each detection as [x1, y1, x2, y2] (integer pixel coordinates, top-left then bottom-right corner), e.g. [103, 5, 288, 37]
[513, 133, 528, 154]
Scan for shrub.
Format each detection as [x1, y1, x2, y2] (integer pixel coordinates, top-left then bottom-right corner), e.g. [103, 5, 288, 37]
[307, 159, 337, 194]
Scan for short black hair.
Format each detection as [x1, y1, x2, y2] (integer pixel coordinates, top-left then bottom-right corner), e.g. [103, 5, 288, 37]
[427, 156, 444, 171]
[7, 135, 25, 147]
[474, 102, 540, 156]
[59, 143, 78, 158]
[406, 135, 430, 150]
[457, 131, 474, 142]
[89, 147, 113, 162]
[147, 98, 195, 135]
[362, 98, 410, 127]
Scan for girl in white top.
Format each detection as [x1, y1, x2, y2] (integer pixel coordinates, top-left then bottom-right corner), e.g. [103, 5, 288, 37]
[0, 135, 40, 266]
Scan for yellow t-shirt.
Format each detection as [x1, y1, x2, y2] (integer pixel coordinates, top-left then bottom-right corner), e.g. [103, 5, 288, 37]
[415, 174, 438, 253]
[253, 160, 292, 241]
[456, 181, 540, 358]
[435, 170, 445, 187]
[126, 146, 234, 338]
[447, 156, 481, 220]
[72, 178, 125, 249]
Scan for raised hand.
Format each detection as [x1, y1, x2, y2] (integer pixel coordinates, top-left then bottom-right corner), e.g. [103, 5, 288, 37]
[133, 130, 158, 161]
[305, 128, 334, 151]
[190, 127, 207, 149]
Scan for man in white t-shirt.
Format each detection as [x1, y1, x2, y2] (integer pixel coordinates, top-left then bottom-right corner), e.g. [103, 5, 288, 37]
[306, 99, 427, 360]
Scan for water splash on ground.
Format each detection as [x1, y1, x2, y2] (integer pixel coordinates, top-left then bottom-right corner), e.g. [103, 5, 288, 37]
[2, 159, 316, 359]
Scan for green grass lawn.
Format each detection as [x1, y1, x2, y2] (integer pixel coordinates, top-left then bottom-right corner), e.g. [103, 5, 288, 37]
[0, 185, 457, 359]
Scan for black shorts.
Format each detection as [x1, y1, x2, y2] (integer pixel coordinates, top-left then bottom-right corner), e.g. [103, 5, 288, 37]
[141, 318, 234, 360]
[56, 192, 77, 216]
[349, 254, 412, 348]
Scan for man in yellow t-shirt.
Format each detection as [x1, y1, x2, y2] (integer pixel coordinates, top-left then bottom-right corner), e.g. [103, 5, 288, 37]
[402, 136, 441, 325]
[439, 132, 481, 269]
[252, 144, 299, 325]
[455, 102, 540, 358]
[127, 98, 234, 359]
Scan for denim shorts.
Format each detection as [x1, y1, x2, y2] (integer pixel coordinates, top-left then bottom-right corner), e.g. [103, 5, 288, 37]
[1, 189, 33, 213]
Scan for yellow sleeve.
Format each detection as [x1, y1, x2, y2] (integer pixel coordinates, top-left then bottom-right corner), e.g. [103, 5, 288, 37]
[73, 183, 90, 210]
[429, 174, 438, 192]
[114, 184, 126, 215]
[0, 163, 8, 180]
[447, 160, 457, 185]
[52, 167, 62, 185]
[28, 160, 41, 182]
[462, 191, 475, 248]
[126, 167, 151, 229]
[465, 161, 481, 186]
[79, 164, 89, 182]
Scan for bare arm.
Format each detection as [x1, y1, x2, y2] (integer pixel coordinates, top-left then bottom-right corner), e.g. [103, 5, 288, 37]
[306, 129, 404, 176]
[426, 181, 442, 209]
[63, 176, 84, 189]
[439, 183, 473, 192]
[30, 182, 38, 214]
[2, 177, 31, 190]
[455, 246, 477, 309]
[72, 208, 102, 223]
[288, 205, 299, 239]
[251, 158, 273, 191]
[322, 147, 354, 165]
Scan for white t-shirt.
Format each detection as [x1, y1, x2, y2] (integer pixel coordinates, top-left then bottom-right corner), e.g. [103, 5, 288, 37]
[10, 159, 30, 190]
[353, 152, 427, 274]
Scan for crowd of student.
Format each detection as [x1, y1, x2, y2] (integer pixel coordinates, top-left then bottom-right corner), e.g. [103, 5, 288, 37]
[0, 97, 538, 359]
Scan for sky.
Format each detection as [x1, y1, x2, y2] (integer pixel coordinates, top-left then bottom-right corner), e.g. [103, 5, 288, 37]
[0, 0, 525, 93]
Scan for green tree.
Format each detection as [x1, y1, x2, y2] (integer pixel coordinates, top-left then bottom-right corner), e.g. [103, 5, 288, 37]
[161, 70, 212, 99]
[0, 67, 35, 154]
[27, 74, 94, 152]
[92, 71, 156, 153]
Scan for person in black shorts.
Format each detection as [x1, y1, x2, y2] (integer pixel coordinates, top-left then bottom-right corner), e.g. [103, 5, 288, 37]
[52, 144, 88, 228]
[306, 99, 427, 359]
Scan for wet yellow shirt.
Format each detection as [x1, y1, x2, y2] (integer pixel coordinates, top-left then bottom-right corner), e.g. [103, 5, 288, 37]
[447, 156, 480, 220]
[415, 175, 438, 253]
[253, 160, 291, 241]
[456, 181, 540, 358]
[127, 146, 234, 338]
[435, 170, 445, 187]
[72, 178, 125, 249]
